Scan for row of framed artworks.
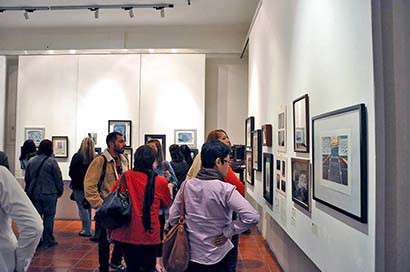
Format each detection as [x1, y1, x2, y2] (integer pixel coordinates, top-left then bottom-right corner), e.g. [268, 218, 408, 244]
[245, 103, 368, 223]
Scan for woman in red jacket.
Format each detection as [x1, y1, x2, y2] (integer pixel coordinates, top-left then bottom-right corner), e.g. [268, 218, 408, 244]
[110, 145, 172, 272]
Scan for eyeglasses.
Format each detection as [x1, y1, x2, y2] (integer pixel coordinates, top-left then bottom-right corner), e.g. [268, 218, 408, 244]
[223, 159, 231, 164]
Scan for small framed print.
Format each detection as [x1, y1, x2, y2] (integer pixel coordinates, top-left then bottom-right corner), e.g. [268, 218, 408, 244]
[293, 94, 310, 153]
[252, 129, 262, 171]
[145, 134, 167, 159]
[245, 151, 254, 185]
[174, 129, 197, 148]
[95, 147, 102, 154]
[52, 136, 68, 158]
[262, 124, 272, 147]
[291, 158, 310, 210]
[108, 120, 132, 147]
[245, 117, 255, 149]
[123, 147, 133, 171]
[277, 106, 287, 153]
[275, 156, 287, 196]
[263, 153, 274, 204]
[25, 127, 45, 147]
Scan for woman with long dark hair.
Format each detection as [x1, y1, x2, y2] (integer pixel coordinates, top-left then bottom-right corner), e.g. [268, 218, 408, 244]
[110, 145, 172, 272]
[19, 139, 37, 172]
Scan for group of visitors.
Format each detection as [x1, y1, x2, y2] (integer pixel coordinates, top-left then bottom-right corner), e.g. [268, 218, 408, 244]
[0, 128, 259, 272]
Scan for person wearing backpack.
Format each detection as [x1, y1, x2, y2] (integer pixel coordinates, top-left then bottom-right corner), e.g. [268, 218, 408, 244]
[84, 132, 129, 272]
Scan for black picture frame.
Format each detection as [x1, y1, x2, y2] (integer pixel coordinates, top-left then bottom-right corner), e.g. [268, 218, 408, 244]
[245, 151, 254, 185]
[108, 120, 132, 147]
[245, 116, 255, 150]
[263, 153, 274, 204]
[252, 129, 262, 171]
[312, 103, 367, 223]
[291, 157, 310, 210]
[52, 136, 69, 158]
[293, 94, 310, 153]
[262, 124, 272, 147]
[144, 134, 167, 159]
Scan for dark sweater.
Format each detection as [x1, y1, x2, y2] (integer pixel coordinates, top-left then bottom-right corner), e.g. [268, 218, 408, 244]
[69, 152, 91, 190]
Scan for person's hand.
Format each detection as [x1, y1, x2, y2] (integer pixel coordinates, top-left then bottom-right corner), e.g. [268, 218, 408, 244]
[212, 234, 228, 247]
[156, 257, 166, 272]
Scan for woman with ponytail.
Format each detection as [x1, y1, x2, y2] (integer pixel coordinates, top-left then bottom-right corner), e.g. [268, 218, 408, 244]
[110, 145, 172, 272]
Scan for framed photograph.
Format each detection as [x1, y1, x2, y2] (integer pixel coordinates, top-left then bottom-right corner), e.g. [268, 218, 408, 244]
[275, 156, 287, 196]
[25, 127, 45, 147]
[312, 104, 367, 223]
[263, 153, 274, 204]
[123, 148, 133, 170]
[291, 158, 310, 210]
[245, 151, 254, 185]
[277, 106, 287, 152]
[276, 174, 281, 190]
[252, 129, 262, 171]
[108, 120, 132, 147]
[88, 133, 97, 145]
[262, 124, 272, 147]
[52, 136, 69, 158]
[293, 94, 310, 153]
[145, 134, 166, 158]
[245, 116, 255, 149]
[95, 147, 102, 154]
[174, 129, 197, 148]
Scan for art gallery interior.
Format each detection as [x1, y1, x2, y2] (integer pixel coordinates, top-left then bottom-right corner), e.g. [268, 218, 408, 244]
[0, 0, 409, 271]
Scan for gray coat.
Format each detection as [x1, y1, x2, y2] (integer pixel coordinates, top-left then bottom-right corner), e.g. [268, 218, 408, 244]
[25, 154, 64, 197]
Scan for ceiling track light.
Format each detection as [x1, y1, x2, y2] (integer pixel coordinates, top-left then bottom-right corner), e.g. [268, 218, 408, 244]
[188, 0, 191, 5]
[156, 7, 165, 18]
[123, 7, 134, 18]
[89, 7, 99, 19]
[24, 9, 34, 20]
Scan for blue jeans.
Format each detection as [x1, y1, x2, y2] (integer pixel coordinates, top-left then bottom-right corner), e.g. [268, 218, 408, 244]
[73, 190, 92, 235]
[32, 194, 58, 245]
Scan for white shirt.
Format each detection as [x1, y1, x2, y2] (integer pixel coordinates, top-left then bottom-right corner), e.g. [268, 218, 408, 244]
[0, 166, 43, 272]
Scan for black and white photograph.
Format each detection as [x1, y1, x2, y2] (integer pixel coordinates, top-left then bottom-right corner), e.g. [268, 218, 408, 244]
[245, 116, 255, 149]
[246, 151, 254, 185]
[293, 94, 310, 153]
[291, 158, 310, 210]
[277, 106, 287, 152]
[252, 129, 262, 171]
[263, 153, 274, 204]
[108, 120, 132, 147]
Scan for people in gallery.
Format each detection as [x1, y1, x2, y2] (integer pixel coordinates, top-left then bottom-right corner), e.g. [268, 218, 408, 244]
[84, 132, 129, 272]
[24, 139, 64, 249]
[19, 139, 36, 172]
[69, 137, 96, 237]
[169, 144, 189, 189]
[0, 165, 43, 272]
[169, 141, 260, 272]
[180, 144, 194, 167]
[0, 150, 10, 170]
[110, 145, 172, 272]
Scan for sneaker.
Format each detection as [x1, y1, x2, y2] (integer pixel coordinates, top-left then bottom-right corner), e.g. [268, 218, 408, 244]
[43, 241, 58, 249]
[79, 231, 92, 237]
[109, 263, 126, 271]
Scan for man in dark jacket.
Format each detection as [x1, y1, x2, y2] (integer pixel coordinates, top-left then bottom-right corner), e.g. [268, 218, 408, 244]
[25, 139, 63, 249]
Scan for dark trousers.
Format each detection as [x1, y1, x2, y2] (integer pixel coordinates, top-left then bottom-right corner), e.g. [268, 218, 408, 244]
[95, 218, 110, 272]
[186, 253, 229, 272]
[118, 242, 158, 272]
[111, 241, 124, 266]
[225, 234, 239, 272]
[156, 214, 166, 257]
[32, 194, 58, 245]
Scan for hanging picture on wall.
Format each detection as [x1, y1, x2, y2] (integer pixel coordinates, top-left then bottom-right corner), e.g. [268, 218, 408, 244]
[25, 127, 45, 147]
[52, 136, 69, 158]
[262, 124, 272, 147]
[245, 151, 254, 185]
[174, 129, 197, 148]
[275, 156, 287, 196]
[252, 129, 262, 171]
[312, 103, 367, 223]
[123, 147, 133, 170]
[291, 158, 310, 210]
[245, 116, 255, 150]
[293, 94, 310, 153]
[108, 120, 132, 147]
[88, 133, 97, 145]
[263, 153, 274, 204]
[277, 106, 287, 152]
[95, 147, 102, 154]
[145, 134, 167, 159]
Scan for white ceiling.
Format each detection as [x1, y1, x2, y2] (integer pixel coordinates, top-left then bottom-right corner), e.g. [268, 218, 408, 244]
[0, 0, 259, 29]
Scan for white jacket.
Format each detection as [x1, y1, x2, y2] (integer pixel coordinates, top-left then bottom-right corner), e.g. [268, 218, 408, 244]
[0, 166, 43, 272]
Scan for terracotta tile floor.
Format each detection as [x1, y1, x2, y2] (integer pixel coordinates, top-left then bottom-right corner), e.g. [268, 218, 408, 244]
[28, 220, 282, 272]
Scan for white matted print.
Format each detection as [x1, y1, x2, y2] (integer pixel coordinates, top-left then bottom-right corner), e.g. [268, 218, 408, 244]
[52, 136, 68, 158]
[277, 106, 287, 153]
[174, 129, 197, 148]
[25, 127, 45, 147]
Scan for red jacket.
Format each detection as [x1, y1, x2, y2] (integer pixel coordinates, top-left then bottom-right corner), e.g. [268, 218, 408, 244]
[110, 171, 172, 245]
[225, 167, 245, 196]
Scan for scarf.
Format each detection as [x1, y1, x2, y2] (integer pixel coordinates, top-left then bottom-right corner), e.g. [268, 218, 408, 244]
[196, 168, 225, 181]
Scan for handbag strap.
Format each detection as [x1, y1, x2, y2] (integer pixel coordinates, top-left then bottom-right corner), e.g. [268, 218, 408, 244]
[117, 171, 128, 193]
[179, 180, 189, 223]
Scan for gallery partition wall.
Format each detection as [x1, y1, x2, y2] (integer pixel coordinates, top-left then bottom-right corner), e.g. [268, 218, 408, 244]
[0, 56, 6, 151]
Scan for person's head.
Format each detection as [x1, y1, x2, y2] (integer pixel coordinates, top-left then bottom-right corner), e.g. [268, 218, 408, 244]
[38, 139, 53, 157]
[147, 139, 163, 163]
[79, 137, 96, 164]
[206, 129, 231, 147]
[20, 139, 36, 160]
[169, 144, 184, 162]
[106, 132, 125, 155]
[133, 145, 156, 172]
[201, 141, 231, 177]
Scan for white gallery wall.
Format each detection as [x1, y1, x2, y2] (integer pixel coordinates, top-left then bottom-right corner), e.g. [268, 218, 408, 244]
[0, 56, 5, 150]
[247, 1, 375, 272]
[15, 54, 205, 180]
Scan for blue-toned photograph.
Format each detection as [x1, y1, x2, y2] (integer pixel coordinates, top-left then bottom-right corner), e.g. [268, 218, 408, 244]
[113, 124, 127, 142]
[177, 132, 192, 143]
[321, 135, 348, 186]
[109, 120, 132, 147]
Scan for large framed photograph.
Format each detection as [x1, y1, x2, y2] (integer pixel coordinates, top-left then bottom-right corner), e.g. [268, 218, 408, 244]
[263, 153, 274, 204]
[123, 147, 133, 170]
[145, 134, 167, 159]
[25, 127, 45, 147]
[245, 116, 255, 149]
[293, 94, 310, 153]
[262, 124, 272, 147]
[291, 158, 310, 210]
[312, 104, 367, 223]
[174, 129, 197, 148]
[52, 136, 69, 158]
[108, 120, 132, 147]
[245, 151, 254, 185]
[252, 129, 262, 171]
[277, 106, 287, 153]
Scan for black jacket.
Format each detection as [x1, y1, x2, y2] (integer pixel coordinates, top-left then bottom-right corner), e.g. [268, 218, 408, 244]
[170, 159, 189, 187]
[69, 152, 91, 190]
